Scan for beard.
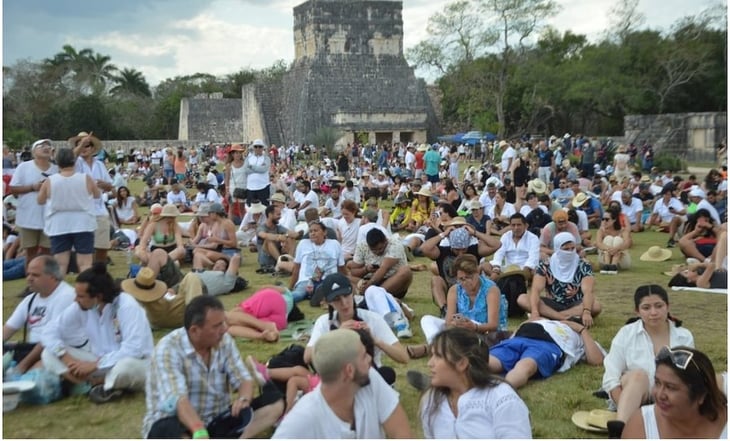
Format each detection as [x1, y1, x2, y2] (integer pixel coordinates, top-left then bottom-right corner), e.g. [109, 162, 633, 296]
[354, 366, 371, 388]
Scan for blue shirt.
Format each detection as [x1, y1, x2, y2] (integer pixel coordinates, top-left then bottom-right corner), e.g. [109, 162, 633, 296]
[456, 275, 508, 331]
[424, 150, 441, 176]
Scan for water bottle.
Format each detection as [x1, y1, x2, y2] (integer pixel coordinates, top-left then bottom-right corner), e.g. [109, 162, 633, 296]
[126, 245, 134, 265]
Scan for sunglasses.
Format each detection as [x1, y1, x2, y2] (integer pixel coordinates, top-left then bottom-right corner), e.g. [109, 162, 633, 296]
[656, 346, 695, 370]
[602, 217, 611, 221]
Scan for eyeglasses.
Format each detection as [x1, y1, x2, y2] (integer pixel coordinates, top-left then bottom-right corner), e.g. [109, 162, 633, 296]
[656, 346, 696, 370]
[602, 217, 611, 221]
[457, 274, 476, 283]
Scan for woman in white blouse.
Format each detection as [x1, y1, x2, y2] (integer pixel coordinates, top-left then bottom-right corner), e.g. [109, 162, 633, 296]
[419, 327, 531, 439]
[600, 284, 694, 438]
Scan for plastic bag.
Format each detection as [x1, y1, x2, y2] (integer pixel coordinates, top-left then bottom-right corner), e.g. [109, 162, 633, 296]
[19, 368, 62, 405]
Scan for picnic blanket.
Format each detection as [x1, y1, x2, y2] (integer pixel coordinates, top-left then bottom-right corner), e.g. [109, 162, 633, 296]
[671, 286, 728, 295]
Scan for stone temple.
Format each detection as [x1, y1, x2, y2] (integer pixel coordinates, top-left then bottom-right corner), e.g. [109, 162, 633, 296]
[180, 0, 439, 146]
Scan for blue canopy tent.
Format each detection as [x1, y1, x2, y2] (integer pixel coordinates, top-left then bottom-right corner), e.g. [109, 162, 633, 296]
[437, 131, 497, 145]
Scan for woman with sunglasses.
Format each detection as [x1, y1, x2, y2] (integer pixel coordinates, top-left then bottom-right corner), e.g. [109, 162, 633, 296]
[406, 254, 508, 359]
[622, 346, 726, 438]
[596, 206, 633, 274]
[419, 327, 531, 439]
[601, 285, 694, 438]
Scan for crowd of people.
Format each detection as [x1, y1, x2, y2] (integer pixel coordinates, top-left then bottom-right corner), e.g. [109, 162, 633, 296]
[1, 133, 727, 439]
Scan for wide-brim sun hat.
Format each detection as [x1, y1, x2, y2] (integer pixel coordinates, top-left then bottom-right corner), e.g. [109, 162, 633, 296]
[417, 144, 428, 152]
[121, 267, 168, 303]
[497, 264, 531, 281]
[160, 204, 181, 218]
[572, 192, 588, 208]
[230, 144, 245, 152]
[528, 179, 547, 195]
[67, 131, 101, 154]
[270, 193, 287, 204]
[248, 202, 266, 214]
[640, 245, 673, 262]
[571, 409, 617, 432]
[416, 188, 432, 198]
[444, 216, 467, 227]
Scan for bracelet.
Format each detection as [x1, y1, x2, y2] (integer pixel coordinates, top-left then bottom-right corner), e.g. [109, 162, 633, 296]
[192, 429, 209, 439]
[583, 308, 591, 313]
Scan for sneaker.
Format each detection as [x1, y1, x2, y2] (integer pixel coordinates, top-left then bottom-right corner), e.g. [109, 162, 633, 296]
[88, 384, 124, 404]
[667, 239, 676, 248]
[245, 355, 269, 386]
[406, 370, 432, 392]
[384, 312, 412, 339]
[606, 264, 618, 275]
[583, 246, 597, 255]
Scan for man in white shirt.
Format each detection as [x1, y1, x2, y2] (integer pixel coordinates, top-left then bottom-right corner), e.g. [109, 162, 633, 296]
[404, 145, 415, 175]
[484, 213, 540, 317]
[613, 190, 645, 232]
[341, 180, 361, 204]
[8, 139, 58, 272]
[323, 185, 344, 219]
[646, 184, 686, 247]
[274, 328, 411, 439]
[291, 180, 319, 221]
[479, 182, 498, 215]
[688, 187, 721, 224]
[499, 140, 516, 178]
[41, 263, 154, 404]
[166, 182, 190, 212]
[3, 256, 75, 374]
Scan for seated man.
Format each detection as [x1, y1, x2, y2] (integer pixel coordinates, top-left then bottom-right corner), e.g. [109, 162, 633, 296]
[645, 184, 685, 247]
[41, 262, 154, 403]
[256, 205, 297, 273]
[166, 182, 191, 212]
[538, 209, 581, 259]
[615, 189, 644, 232]
[348, 228, 413, 299]
[3, 256, 75, 375]
[572, 192, 603, 228]
[142, 296, 284, 439]
[274, 328, 412, 439]
[487, 318, 605, 388]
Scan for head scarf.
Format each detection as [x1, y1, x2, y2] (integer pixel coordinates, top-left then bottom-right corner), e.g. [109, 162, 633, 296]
[550, 232, 579, 283]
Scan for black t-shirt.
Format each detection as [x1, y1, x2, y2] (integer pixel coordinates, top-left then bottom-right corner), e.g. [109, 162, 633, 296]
[710, 271, 727, 289]
[337, 156, 349, 172]
[435, 244, 480, 287]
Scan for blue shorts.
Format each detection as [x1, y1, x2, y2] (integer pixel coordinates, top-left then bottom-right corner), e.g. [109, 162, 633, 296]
[427, 174, 440, 184]
[490, 337, 563, 378]
[50, 232, 95, 254]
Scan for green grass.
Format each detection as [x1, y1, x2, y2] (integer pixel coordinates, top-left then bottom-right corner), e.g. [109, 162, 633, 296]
[2, 167, 727, 439]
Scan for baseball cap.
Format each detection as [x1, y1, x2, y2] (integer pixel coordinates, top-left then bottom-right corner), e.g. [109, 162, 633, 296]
[316, 273, 354, 303]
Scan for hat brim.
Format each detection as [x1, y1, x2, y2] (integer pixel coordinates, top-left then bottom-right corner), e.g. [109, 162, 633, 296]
[68, 134, 101, 154]
[640, 250, 673, 262]
[497, 267, 531, 281]
[571, 410, 615, 432]
[121, 279, 167, 303]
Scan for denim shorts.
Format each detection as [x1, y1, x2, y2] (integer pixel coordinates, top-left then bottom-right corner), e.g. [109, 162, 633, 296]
[50, 232, 94, 254]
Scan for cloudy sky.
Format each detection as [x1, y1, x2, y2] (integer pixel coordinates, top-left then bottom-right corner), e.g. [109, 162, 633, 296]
[3, 0, 721, 87]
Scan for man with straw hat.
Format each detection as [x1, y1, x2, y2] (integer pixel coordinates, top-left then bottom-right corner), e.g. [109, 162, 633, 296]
[122, 267, 201, 329]
[70, 131, 113, 266]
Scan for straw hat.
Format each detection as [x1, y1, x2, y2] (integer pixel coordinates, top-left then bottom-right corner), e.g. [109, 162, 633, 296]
[444, 216, 467, 227]
[416, 188, 432, 198]
[417, 144, 428, 152]
[571, 409, 617, 432]
[67, 131, 101, 154]
[160, 204, 181, 218]
[121, 267, 168, 303]
[270, 193, 287, 204]
[640, 245, 672, 262]
[499, 140, 509, 148]
[571, 192, 589, 208]
[527, 179, 547, 195]
[196, 204, 211, 216]
[663, 264, 687, 277]
[497, 264, 531, 281]
[468, 200, 483, 210]
[562, 159, 571, 169]
[248, 202, 266, 214]
[230, 144, 245, 152]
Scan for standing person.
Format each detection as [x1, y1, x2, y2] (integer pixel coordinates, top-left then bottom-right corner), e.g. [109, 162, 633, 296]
[273, 328, 412, 439]
[3, 255, 75, 374]
[41, 263, 154, 403]
[418, 327, 532, 439]
[9, 139, 58, 276]
[245, 139, 272, 206]
[613, 144, 631, 182]
[581, 140, 596, 178]
[536, 140, 554, 186]
[37, 148, 100, 276]
[622, 346, 727, 439]
[424, 145, 441, 185]
[224, 144, 247, 219]
[142, 296, 284, 439]
[600, 285, 694, 438]
[70, 131, 114, 266]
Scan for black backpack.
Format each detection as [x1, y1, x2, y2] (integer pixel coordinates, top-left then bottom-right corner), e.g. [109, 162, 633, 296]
[526, 207, 551, 236]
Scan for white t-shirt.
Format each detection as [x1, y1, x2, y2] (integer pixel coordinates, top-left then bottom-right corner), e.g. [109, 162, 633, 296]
[501, 147, 516, 172]
[652, 197, 684, 223]
[293, 239, 344, 285]
[337, 217, 361, 255]
[341, 187, 361, 204]
[308, 308, 398, 367]
[487, 202, 516, 221]
[420, 383, 532, 439]
[5, 281, 75, 343]
[273, 368, 399, 439]
[9, 160, 58, 230]
[357, 223, 391, 244]
[620, 197, 644, 224]
[324, 197, 344, 219]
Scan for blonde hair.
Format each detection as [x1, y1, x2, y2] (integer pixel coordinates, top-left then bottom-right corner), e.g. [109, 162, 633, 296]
[313, 329, 362, 383]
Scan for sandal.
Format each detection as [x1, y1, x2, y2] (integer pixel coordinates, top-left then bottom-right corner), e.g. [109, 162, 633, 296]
[406, 344, 429, 359]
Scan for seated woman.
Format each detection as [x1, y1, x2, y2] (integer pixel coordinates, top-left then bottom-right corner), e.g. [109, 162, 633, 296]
[488, 189, 516, 235]
[111, 185, 139, 225]
[439, 178, 461, 212]
[407, 254, 508, 359]
[456, 182, 479, 215]
[409, 188, 435, 230]
[136, 204, 186, 265]
[600, 285, 695, 438]
[389, 194, 412, 232]
[596, 206, 633, 273]
[670, 228, 727, 290]
[191, 202, 239, 270]
[226, 286, 294, 343]
[517, 232, 601, 324]
[622, 346, 727, 439]
[678, 208, 721, 262]
[418, 327, 532, 439]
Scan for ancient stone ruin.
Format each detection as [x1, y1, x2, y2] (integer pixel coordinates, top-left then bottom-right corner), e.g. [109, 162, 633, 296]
[179, 0, 439, 147]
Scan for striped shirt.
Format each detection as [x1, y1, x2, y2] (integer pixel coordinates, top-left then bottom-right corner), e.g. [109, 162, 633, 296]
[142, 328, 251, 438]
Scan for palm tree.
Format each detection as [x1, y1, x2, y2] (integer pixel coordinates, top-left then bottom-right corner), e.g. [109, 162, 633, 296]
[86, 53, 117, 95]
[110, 68, 152, 97]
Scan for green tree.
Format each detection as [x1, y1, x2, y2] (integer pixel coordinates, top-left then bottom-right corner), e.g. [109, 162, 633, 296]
[110, 68, 151, 98]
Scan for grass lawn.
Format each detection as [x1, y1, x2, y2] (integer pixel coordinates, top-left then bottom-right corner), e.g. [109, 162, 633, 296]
[2, 169, 727, 439]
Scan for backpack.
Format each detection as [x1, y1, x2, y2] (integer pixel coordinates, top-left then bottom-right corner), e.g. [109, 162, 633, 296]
[526, 207, 550, 236]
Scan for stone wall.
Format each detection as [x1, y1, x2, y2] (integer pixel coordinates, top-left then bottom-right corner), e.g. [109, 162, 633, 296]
[179, 96, 243, 142]
[624, 112, 726, 162]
